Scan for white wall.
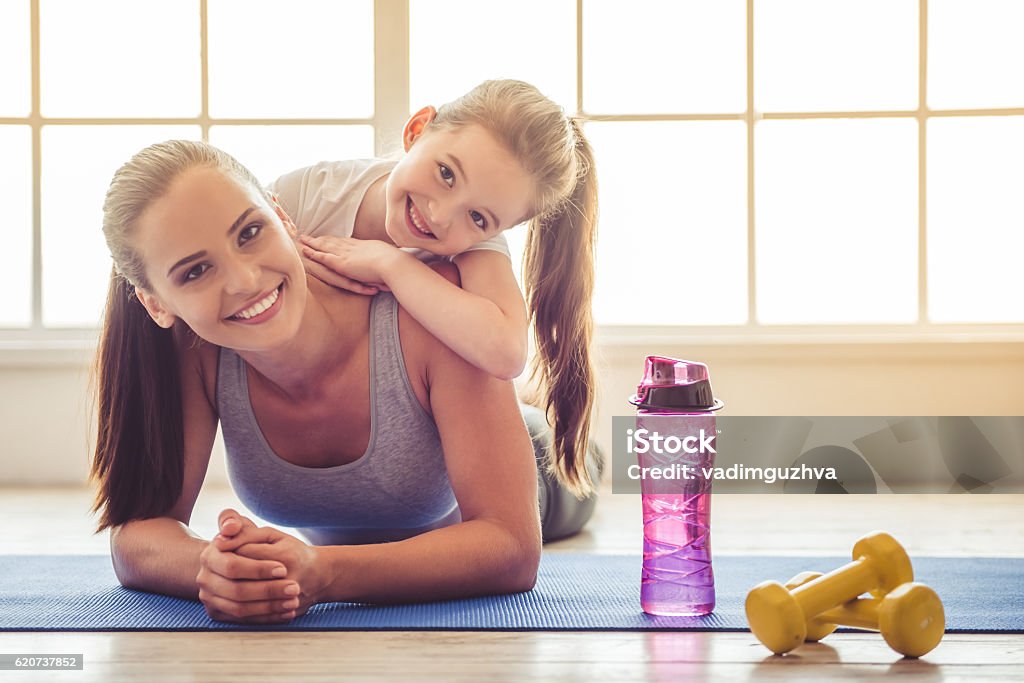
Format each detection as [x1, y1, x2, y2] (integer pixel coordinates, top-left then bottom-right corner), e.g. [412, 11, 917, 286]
[2, 340, 1022, 486]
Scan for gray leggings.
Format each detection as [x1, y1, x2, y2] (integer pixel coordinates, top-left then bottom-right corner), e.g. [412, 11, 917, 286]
[520, 404, 603, 543]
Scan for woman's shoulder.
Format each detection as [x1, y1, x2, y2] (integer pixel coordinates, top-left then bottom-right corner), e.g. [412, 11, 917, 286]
[171, 326, 221, 410]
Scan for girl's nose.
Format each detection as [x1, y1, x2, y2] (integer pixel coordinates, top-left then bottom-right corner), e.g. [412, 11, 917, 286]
[427, 198, 454, 229]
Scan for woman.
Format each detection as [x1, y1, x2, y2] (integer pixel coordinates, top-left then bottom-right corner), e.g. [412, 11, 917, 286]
[91, 140, 599, 624]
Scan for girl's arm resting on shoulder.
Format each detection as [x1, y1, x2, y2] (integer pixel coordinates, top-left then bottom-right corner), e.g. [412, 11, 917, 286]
[381, 248, 528, 380]
[314, 340, 542, 604]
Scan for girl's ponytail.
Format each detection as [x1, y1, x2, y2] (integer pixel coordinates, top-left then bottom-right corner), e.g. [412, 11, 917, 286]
[90, 268, 183, 532]
[523, 120, 599, 499]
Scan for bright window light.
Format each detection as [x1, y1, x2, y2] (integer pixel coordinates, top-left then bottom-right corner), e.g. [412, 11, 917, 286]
[41, 126, 202, 328]
[208, 0, 373, 118]
[40, 0, 201, 117]
[410, 0, 576, 114]
[928, 116, 1024, 322]
[588, 121, 748, 325]
[584, 0, 746, 114]
[0, 1, 30, 117]
[756, 0, 918, 112]
[0, 127, 32, 327]
[209, 126, 376, 187]
[755, 119, 918, 324]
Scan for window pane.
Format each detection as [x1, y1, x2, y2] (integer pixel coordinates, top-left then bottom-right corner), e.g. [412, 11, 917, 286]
[410, 0, 575, 114]
[755, 119, 918, 324]
[41, 126, 201, 328]
[0, 127, 32, 327]
[208, 0, 373, 118]
[40, 0, 200, 117]
[928, 0, 1024, 109]
[928, 117, 1024, 323]
[0, 1, 30, 117]
[587, 121, 748, 325]
[209, 125, 375, 187]
[584, 0, 745, 114]
[755, 0, 918, 112]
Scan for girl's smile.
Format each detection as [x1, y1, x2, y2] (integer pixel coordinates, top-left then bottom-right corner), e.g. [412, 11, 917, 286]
[405, 196, 437, 240]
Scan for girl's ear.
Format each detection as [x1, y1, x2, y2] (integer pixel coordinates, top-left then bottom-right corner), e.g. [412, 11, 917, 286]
[403, 106, 437, 151]
[269, 194, 299, 238]
[135, 287, 176, 329]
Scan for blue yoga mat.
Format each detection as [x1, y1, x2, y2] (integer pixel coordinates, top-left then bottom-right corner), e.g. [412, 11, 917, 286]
[1, 553, 1020, 632]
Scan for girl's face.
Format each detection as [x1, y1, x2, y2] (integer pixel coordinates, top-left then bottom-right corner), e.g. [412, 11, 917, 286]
[384, 117, 535, 256]
[133, 167, 307, 351]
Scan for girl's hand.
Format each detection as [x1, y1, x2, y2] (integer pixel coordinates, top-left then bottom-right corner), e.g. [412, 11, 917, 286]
[212, 514, 330, 620]
[299, 235, 403, 291]
[301, 251, 380, 296]
[195, 509, 303, 624]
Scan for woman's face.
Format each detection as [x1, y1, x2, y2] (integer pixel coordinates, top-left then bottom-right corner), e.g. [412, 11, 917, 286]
[384, 122, 535, 256]
[133, 166, 307, 351]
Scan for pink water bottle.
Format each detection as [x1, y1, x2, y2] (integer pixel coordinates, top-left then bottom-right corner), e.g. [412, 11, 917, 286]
[630, 355, 724, 616]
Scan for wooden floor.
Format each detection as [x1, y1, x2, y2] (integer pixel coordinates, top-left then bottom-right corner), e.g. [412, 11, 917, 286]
[2, 485, 1022, 682]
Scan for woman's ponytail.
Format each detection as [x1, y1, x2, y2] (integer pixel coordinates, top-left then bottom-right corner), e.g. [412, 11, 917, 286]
[90, 268, 184, 532]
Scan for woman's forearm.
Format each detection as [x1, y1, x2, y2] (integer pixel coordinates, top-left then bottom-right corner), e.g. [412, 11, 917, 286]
[109, 517, 208, 600]
[317, 518, 540, 604]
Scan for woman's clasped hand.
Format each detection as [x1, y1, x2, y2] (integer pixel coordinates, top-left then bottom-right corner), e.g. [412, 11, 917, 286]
[196, 509, 329, 623]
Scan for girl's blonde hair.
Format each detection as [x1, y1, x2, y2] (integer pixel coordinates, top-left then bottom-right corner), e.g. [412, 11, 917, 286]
[92, 139, 264, 532]
[432, 80, 599, 499]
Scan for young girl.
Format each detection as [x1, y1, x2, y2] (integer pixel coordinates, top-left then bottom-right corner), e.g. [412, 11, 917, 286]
[281, 80, 599, 498]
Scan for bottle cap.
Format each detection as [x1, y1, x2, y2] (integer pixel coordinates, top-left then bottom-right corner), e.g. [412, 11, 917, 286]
[629, 355, 724, 411]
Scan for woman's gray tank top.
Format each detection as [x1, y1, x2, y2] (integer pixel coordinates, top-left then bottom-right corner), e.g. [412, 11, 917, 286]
[216, 293, 462, 545]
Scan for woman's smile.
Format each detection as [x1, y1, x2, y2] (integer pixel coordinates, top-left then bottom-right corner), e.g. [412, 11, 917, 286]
[227, 282, 284, 324]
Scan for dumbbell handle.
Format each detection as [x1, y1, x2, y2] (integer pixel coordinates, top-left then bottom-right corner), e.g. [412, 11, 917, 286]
[791, 559, 877, 619]
[817, 598, 879, 630]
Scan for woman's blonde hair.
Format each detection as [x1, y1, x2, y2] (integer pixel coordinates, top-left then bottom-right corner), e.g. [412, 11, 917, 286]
[91, 139, 264, 532]
[431, 80, 600, 498]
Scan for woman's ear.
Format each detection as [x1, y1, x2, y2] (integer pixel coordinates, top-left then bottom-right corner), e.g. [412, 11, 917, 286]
[135, 287, 176, 329]
[403, 105, 437, 151]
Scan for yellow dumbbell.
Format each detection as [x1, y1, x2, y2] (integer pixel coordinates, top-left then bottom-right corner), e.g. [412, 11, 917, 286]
[745, 531, 914, 654]
[784, 572, 839, 641]
[786, 572, 945, 657]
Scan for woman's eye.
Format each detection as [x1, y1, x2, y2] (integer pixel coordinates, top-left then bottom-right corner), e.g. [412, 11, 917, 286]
[239, 223, 262, 242]
[184, 263, 210, 282]
[470, 210, 487, 230]
[438, 164, 455, 187]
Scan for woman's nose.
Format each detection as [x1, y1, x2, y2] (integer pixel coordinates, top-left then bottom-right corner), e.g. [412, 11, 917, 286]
[223, 258, 261, 294]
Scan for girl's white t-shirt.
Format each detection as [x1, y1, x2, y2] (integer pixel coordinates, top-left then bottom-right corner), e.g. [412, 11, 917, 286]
[268, 158, 510, 262]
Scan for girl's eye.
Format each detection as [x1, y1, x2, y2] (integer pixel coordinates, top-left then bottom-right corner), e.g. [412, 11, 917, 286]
[184, 263, 210, 282]
[239, 223, 262, 242]
[438, 163, 455, 187]
[469, 210, 487, 230]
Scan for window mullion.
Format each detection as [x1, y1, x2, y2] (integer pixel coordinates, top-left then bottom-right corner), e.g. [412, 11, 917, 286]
[747, 0, 756, 326]
[374, 0, 409, 156]
[199, 0, 210, 140]
[918, 0, 929, 324]
[30, 0, 42, 333]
